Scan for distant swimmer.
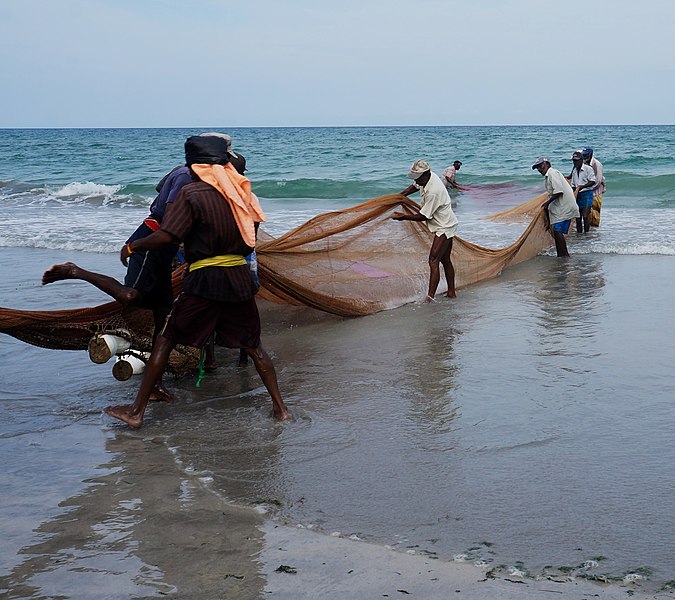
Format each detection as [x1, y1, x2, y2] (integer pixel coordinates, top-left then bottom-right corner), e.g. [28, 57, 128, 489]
[568, 150, 596, 233]
[582, 147, 606, 227]
[392, 160, 458, 302]
[104, 135, 290, 428]
[441, 160, 464, 190]
[532, 157, 579, 257]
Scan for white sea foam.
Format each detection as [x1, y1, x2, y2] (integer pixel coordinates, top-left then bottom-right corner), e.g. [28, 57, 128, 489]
[51, 181, 123, 202]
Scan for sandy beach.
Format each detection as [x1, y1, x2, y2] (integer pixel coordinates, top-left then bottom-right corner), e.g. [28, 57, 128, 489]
[2, 246, 675, 598]
[2, 417, 673, 600]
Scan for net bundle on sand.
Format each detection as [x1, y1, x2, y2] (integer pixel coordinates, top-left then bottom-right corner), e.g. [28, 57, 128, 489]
[0, 192, 551, 370]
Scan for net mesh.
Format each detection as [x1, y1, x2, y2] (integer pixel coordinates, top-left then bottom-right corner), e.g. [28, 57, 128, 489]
[0, 192, 551, 369]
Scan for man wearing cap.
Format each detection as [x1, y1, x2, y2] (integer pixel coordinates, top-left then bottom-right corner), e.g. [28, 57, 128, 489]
[532, 157, 580, 257]
[582, 147, 606, 227]
[568, 150, 596, 233]
[441, 160, 463, 190]
[104, 134, 291, 428]
[392, 160, 459, 302]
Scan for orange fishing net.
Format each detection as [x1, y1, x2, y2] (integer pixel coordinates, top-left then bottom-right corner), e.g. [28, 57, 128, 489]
[0, 193, 552, 367]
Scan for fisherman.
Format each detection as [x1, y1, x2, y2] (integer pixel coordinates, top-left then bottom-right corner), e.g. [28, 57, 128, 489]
[441, 160, 463, 190]
[532, 157, 580, 257]
[392, 160, 459, 302]
[104, 134, 291, 428]
[568, 150, 596, 233]
[582, 146, 606, 227]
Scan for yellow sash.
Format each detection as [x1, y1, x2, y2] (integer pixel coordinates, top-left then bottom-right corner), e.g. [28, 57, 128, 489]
[189, 254, 246, 272]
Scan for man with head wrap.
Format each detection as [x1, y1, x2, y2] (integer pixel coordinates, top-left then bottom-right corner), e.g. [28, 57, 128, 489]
[391, 160, 459, 302]
[104, 135, 291, 428]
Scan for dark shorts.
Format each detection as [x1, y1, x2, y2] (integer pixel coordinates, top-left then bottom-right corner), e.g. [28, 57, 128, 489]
[124, 223, 176, 309]
[576, 190, 594, 208]
[552, 219, 572, 234]
[160, 293, 261, 349]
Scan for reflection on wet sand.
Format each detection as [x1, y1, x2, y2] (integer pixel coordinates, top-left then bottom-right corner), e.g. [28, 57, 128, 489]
[0, 431, 267, 599]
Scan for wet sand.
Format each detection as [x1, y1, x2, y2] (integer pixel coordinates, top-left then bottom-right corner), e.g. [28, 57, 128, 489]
[2, 247, 675, 598]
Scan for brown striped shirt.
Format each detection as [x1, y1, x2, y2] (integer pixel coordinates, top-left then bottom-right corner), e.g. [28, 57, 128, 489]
[161, 181, 258, 302]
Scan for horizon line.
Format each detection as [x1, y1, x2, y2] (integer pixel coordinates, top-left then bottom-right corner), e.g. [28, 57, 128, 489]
[1, 123, 674, 130]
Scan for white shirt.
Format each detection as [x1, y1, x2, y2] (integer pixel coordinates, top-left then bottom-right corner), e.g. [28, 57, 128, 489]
[588, 157, 605, 195]
[544, 167, 580, 224]
[441, 166, 457, 188]
[417, 172, 459, 236]
[570, 163, 596, 192]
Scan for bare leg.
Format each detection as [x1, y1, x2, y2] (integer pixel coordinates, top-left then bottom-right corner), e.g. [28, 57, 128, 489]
[238, 348, 249, 367]
[427, 234, 454, 301]
[243, 345, 291, 420]
[439, 237, 456, 298]
[105, 335, 176, 428]
[42, 262, 139, 304]
[553, 231, 570, 257]
[581, 206, 591, 233]
[203, 334, 218, 371]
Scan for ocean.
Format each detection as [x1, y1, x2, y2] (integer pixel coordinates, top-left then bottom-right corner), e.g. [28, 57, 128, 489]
[1, 126, 675, 597]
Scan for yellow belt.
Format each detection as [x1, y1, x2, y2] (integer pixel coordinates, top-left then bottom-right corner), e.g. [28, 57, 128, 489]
[189, 254, 247, 272]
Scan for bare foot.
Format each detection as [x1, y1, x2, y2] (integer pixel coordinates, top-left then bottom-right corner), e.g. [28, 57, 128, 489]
[445, 290, 457, 299]
[104, 404, 143, 428]
[423, 295, 437, 304]
[149, 384, 174, 403]
[273, 406, 293, 421]
[42, 262, 79, 285]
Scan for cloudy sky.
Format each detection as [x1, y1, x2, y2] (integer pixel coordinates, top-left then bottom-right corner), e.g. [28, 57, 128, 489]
[1, 0, 673, 127]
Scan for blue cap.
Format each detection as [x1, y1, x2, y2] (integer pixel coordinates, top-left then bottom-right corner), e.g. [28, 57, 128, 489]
[582, 146, 593, 156]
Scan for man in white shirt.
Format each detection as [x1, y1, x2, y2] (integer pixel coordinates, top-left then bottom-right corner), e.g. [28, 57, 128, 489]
[532, 157, 580, 257]
[582, 147, 606, 227]
[392, 160, 459, 302]
[569, 150, 596, 233]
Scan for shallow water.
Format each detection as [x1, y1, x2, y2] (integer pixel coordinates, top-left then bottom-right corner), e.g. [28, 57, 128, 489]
[2, 248, 674, 594]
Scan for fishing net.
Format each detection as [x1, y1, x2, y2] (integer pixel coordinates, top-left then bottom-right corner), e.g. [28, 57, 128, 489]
[0, 265, 198, 373]
[0, 192, 552, 369]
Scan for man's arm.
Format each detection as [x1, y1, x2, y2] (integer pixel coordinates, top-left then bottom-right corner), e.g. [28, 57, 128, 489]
[392, 211, 427, 222]
[541, 192, 562, 230]
[400, 183, 419, 197]
[121, 230, 179, 266]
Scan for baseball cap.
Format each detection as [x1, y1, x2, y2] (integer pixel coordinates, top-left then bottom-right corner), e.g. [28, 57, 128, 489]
[531, 156, 549, 169]
[581, 146, 593, 156]
[407, 159, 431, 180]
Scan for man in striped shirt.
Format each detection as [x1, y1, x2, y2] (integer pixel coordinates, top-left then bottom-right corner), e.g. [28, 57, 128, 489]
[105, 135, 290, 428]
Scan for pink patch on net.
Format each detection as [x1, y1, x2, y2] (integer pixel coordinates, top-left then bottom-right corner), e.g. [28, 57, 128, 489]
[350, 262, 393, 278]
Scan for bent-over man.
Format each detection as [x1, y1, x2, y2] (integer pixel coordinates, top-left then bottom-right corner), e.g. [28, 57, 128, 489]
[532, 156, 580, 257]
[392, 159, 459, 302]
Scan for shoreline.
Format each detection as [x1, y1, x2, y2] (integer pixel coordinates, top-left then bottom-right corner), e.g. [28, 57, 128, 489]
[2, 250, 675, 597]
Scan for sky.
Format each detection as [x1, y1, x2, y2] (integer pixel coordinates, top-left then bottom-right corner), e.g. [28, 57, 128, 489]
[1, 0, 674, 127]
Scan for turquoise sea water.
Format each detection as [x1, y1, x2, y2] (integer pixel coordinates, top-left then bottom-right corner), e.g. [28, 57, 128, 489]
[1, 126, 674, 255]
[1, 126, 675, 596]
